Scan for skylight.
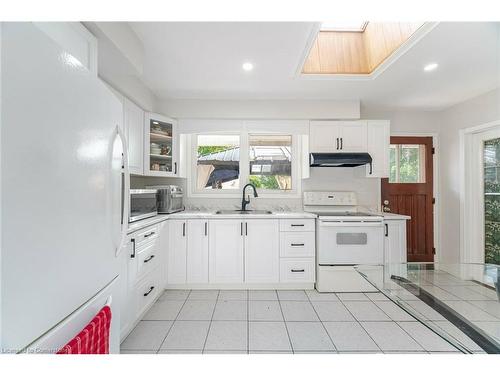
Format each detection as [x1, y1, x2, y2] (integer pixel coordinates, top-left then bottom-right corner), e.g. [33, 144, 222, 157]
[320, 21, 368, 32]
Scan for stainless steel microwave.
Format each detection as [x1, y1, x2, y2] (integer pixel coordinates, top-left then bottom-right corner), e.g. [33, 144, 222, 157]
[129, 189, 158, 223]
[146, 185, 184, 214]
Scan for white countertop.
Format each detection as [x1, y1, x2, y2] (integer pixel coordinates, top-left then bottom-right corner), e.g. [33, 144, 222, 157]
[379, 212, 411, 220]
[127, 210, 409, 234]
[127, 210, 317, 234]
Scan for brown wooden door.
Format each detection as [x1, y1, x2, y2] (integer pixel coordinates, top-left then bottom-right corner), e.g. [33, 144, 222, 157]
[381, 136, 434, 262]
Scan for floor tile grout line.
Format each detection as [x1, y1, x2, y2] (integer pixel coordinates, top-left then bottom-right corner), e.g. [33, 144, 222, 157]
[276, 290, 294, 354]
[393, 320, 437, 352]
[335, 294, 384, 353]
[155, 289, 192, 354]
[306, 291, 338, 352]
[202, 289, 220, 354]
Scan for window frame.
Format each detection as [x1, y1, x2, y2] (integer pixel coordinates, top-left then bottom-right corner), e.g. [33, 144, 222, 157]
[188, 131, 301, 198]
[389, 144, 426, 184]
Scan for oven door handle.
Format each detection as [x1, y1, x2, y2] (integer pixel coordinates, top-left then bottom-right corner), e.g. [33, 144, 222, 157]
[319, 221, 384, 227]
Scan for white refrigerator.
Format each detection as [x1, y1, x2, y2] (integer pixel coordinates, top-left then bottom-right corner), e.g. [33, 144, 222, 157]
[1, 23, 128, 353]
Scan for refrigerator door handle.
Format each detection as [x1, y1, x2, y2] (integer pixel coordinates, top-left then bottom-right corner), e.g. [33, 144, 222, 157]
[115, 125, 130, 256]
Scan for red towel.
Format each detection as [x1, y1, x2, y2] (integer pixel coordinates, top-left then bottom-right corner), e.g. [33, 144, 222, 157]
[57, 305, 112, 354]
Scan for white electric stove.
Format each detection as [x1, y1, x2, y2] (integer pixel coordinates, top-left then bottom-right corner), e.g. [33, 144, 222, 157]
[304, 191, 383, 292]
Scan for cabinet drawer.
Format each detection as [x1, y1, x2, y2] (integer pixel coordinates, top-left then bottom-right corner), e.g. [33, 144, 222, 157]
[279, 219, 315, 232]
[136, 240, 159, 280]
[280, 258, 315, 283]
[280, 232, 315, 257]
[134, 224, 159, 246]
[134, 269, 160, 319]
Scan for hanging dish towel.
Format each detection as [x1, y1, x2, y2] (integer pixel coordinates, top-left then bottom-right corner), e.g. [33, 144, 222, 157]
[57, 305, 112, 354]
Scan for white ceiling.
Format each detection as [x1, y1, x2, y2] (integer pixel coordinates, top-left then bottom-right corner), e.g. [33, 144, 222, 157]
[130, 22, 500, 110]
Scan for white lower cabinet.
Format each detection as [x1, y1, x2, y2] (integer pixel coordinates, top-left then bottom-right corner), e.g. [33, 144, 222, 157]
[186, 220, 209, 283]
[209, 220, 245, 283]
[167, 219, 210, 285]
[119, 221, 167, 342]
[279, 258, 315, 283]
[244, 219, 279, 283]
[167, 220, 187, 284]
[384, 219, 408, 264]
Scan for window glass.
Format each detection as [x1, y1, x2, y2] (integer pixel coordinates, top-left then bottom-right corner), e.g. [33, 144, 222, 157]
[389, 144, 426, 183]
[248, 135, 292, 191]
[196, 135, 240, 190]
[484, 137, 500, 265]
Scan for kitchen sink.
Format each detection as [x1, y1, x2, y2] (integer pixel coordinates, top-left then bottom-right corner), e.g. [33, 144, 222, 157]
[215, 210, 273, 215]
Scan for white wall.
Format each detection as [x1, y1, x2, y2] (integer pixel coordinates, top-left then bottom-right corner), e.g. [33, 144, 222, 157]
[155, 99, 360, 120]
[437, 89, 500, 263]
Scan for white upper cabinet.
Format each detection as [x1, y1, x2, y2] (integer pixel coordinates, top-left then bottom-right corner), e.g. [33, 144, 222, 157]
[337, 121, 368, 152]
[244, 219, 280, 283]
[186, 220, 209, 284]
[310, 121, 367, 153]
[123, 97, 144, 175]
[209, 220, 244, 283]
[144, 112, 179, 177]
[366, 120, 390, 178]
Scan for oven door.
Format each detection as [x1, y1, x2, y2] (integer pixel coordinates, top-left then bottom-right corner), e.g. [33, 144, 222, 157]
[317, 221, 384, 265]
[129, 190, 158, 223]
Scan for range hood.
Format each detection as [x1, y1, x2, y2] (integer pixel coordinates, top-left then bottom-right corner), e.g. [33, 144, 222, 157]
[309, 153, 373, 174]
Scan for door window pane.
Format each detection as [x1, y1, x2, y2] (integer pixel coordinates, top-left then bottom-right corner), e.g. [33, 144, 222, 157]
[196, 135, 240, 190]
[389, 144, 426, 183]
[248, 135, 292, 191]
[484, 137, 500, 265]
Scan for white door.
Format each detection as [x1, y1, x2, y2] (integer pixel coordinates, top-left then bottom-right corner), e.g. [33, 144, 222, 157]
[168, 220, 187, 284]
[338, 121, 368, 152]
[244, 219, 280, 283]
[209, 220, 244, 283]
[310, 121, 340, 152]
[366, 120, 390, 177]
[187, 220, 209, 283]
[124, 97, 144, 175]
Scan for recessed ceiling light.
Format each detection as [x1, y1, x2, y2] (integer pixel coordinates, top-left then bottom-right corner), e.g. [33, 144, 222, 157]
[242, 62, 254, 71]
[424, 63, 438, 72]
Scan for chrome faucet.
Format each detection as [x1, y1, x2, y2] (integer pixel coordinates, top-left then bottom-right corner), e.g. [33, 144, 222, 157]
[241, 183, 258, 211]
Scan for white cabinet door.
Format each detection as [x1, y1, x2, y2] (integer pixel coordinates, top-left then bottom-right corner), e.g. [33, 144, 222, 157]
[167, 220, 187, 284]
[144, 112, 179, 177]
[209, 220, 244, 283]
[366, 120, 390, 177]
[124, 97, 144, 175]
[309, 121, 340, 152]
[384, 220, 407, 264]
[187, 220, 209, 284]
[338, 121, 368, 152]
[244, 219, 280, 283]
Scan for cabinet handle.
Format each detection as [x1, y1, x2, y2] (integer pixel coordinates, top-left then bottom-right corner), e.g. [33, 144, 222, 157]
[144, 231, 155, 238]
[143, 286, 155, 297]
[340, 137, 343, 150]
[336, 138, 339, 150]
[182, 222, 186, 237]
[174, 162, 177, 175]
[291, 269, 305, 273]
[130, 238, 136, 258]
[291, 243, 305, 247]
[384, 223, 388, 237]
[291, 224, 304, 227]
[240, 222, 243, 236]
[245, 222, 248, 236]
[143, 255, 155, 263]
[205, 222, 208, 236]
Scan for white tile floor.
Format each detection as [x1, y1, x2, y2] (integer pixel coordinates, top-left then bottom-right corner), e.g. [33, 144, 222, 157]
[120, 290, 465, 354]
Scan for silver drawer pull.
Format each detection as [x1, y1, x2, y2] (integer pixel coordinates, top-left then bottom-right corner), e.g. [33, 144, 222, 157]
[290, 243, 305, 247]
[291, 269, 305, 273]
[144, 231, 155, 238]
[143, 286, 155, 296]
[291, 224, 304, 227]
[143, 255, 155, 263]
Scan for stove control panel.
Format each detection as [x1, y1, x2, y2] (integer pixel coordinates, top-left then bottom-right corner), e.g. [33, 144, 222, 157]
[303, 191, 357, 206]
